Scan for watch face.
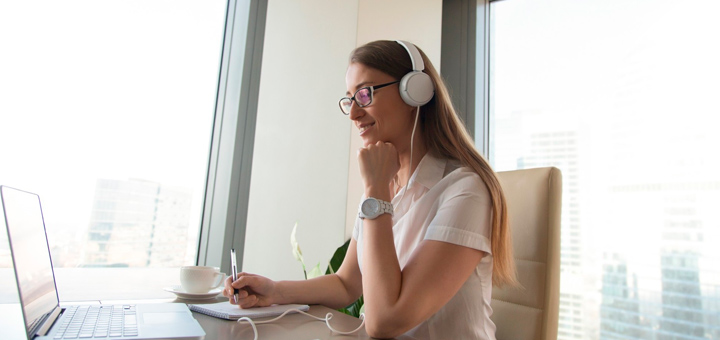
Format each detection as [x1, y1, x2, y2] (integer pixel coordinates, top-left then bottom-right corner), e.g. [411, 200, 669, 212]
[361, 198, 379, 217]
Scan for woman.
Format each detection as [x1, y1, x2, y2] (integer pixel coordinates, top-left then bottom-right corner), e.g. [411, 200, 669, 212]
[223, 40, 516, 339]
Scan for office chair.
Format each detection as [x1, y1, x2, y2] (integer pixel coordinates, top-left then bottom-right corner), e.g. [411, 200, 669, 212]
[491, 167, 562, 340]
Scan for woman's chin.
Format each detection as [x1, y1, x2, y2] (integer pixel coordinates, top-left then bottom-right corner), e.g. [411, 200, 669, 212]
[361, 137, 378, 147]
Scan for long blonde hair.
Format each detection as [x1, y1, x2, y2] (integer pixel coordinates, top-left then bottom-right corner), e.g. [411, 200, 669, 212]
[351, 40, 517, 287]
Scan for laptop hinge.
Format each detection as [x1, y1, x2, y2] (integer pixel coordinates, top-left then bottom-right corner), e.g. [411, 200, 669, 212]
[35, 306, 62, 337]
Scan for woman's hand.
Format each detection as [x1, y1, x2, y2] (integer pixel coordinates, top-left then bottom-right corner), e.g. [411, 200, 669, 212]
[358, 141, 400, 199]
[222, 272, 277, 308]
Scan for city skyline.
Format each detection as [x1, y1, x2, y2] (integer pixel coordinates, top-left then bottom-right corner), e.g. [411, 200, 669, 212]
[83, 178, 195, 268]
[490, 0, 720, 338]
[491, 107, 720, 339]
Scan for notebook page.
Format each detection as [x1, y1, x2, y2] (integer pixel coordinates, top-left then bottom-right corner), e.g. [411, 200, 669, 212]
[188, 302, 310, 320]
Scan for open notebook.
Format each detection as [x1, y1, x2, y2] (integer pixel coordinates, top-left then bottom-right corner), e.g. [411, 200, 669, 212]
[188, 302, 309, 320]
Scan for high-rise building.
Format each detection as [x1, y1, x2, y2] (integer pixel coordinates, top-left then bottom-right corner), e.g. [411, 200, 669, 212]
[657, 193, 707, 340]
[83, 179, 192, 267]
[600, 253, 648, 339]
[599, 186, 720, 340]
[659, 250, 704, 339]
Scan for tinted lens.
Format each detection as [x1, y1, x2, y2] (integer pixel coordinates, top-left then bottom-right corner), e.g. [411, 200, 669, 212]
[339, 98, 352, 114]
[355, 88, 372, 106]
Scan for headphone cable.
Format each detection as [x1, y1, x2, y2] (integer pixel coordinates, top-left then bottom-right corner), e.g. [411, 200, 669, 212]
[396, 106, 421, 208]
[237, 309, 366, 340]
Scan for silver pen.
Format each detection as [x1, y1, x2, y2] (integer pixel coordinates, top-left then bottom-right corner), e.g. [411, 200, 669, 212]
[231, 248, 239, 302]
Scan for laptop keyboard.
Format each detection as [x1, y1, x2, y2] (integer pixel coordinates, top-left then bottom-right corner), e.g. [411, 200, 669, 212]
[54, 305, 138, 339]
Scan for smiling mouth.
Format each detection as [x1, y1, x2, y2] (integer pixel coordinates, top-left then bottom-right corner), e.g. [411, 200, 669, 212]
[359, 122, 375, 134]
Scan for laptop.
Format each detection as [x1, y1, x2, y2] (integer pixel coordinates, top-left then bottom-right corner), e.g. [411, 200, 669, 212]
[0, 185, 206, 340]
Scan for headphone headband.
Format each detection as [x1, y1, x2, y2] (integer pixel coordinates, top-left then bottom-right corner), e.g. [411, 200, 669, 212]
[395, 40, 425, 72]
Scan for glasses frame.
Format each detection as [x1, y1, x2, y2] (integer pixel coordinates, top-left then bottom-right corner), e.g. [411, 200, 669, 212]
[338, 80, 400, 115]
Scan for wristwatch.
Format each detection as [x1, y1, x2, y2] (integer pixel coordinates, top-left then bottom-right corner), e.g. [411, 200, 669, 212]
[358, 197, 394, 220]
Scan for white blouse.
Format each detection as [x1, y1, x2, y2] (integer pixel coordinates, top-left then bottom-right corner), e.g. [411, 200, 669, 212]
[353, 153, 496, 340]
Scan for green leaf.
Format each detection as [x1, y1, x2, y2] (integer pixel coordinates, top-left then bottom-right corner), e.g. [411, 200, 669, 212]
[307, 262, 323, 279]
[344, 295, 364, 318]
[325, 239, 350, 275]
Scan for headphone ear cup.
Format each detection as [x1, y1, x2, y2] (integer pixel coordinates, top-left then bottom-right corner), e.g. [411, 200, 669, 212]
[399, 71, 434, 107]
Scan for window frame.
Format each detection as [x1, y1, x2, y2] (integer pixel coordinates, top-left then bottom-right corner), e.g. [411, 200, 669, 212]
[441, 0, 491, 156]
[196, 0, 268, 272]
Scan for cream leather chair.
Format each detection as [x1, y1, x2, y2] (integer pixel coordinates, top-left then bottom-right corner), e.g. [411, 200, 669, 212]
[491, 167, 562, 340]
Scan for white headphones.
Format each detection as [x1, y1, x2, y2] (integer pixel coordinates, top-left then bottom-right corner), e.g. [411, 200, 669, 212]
[395, 40, 435, 107]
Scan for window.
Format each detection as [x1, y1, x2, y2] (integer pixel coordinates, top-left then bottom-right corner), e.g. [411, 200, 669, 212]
[488, 0, 720, 339]
[0, 0, 227, 300]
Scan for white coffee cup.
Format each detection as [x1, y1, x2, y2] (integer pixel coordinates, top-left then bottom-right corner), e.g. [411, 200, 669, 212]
[180, 266, 227, 294]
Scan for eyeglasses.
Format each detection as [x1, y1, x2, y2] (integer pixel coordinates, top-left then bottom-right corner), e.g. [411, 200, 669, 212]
[338, 80, 400, 115]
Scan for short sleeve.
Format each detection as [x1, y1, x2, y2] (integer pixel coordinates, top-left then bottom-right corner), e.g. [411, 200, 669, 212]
[352, 194, 366, 241]
[352, 215, 361, 241]
[424, 175, 493, 254]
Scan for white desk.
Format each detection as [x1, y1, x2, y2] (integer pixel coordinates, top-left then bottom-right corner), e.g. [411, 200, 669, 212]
[0, 267, 378, 339]
[0, 297, 374, 340]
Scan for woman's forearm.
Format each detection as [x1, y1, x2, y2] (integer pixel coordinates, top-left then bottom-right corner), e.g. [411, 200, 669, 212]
[360, 213, 408, 337]
[274, 273, 360, 309]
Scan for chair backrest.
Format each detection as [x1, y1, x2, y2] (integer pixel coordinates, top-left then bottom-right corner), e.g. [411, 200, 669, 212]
[491, 167, 562, 340]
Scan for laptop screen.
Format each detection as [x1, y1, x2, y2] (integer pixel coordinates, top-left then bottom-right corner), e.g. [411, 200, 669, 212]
[1, 186, 60, 338]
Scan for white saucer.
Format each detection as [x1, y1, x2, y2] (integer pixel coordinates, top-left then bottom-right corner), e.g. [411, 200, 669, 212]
[164, 285, 222, 300]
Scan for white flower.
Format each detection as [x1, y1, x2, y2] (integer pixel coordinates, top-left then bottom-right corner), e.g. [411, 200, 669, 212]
[290, 222, 305, 265]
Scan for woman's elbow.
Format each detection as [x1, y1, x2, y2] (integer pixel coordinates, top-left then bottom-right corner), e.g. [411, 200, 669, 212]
[365, 317, 409, 339]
